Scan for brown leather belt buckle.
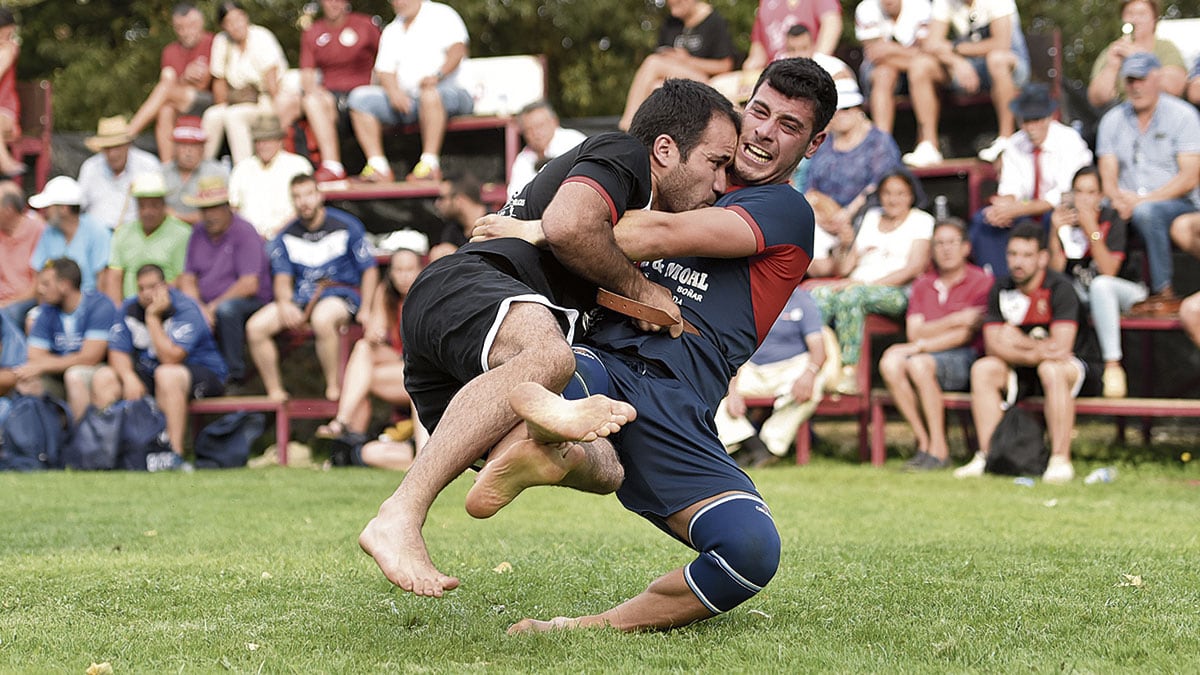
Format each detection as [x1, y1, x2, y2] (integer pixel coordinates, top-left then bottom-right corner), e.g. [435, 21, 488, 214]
[596, 288, 699, 336]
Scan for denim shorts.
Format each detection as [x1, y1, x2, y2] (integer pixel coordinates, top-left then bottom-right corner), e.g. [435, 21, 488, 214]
[951, 54, 1030, 93]
[931, 346, 978, 392]
[346, 83, 475, 125]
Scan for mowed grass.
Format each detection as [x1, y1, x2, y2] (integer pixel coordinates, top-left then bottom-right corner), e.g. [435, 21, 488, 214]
[2, 456, 1199, 673]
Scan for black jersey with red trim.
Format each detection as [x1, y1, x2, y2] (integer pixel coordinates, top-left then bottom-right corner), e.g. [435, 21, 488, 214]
[454, 132, 652, 313]
[983, 269, 1101, 364]
[584, 182, 815, 408]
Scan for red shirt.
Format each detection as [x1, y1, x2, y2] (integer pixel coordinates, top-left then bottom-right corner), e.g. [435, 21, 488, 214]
[162, 32, 214, 91]
[0, 212, 46, 303]
[908, 264, 992, 350]
[751, 0, 842, 62]
[0, 56, 18, 123]
[300, 13, 380, 93]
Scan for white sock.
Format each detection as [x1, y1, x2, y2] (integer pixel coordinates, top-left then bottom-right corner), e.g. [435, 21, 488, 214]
[321, 160, 345, 174]
[418, 153, 440, 170]
[367, 156, 391, 173]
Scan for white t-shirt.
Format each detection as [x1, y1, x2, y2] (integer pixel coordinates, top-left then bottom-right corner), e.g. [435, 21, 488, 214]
[850, 207, 934, 283]
[930, 0, 1017, 40]
[507, 126, 588, 199]
[374, 1, 469, 95]
[228, 151, 314, 238]
[211, 25, 288, 91]
[855, 0, 932, 47]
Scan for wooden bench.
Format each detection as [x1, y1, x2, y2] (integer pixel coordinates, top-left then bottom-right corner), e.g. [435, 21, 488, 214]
[12, 80, 52, 191]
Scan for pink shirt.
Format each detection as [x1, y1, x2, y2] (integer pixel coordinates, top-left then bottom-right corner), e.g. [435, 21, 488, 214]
[162, 32, 215, 91]
[751, 0, 842, 62]
[0, 212, 45, 303]
[300, 13, 380, 92]
[908, 263, 992, 350]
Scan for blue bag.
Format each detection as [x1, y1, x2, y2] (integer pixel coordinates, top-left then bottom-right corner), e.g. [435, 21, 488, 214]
[194, 412, 264, 469]
[117, 397, 180, 472]
[61, 404, 123, 470]
[0, 394, 72, 471]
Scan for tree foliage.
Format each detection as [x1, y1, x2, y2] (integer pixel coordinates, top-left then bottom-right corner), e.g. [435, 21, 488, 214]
[9, 0, 1200, 131]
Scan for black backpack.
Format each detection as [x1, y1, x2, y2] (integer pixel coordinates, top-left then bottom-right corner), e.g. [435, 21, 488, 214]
[985, 406, 1049, 476]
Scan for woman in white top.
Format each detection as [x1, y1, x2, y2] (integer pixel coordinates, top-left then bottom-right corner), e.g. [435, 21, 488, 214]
[810, 170, 934, 394]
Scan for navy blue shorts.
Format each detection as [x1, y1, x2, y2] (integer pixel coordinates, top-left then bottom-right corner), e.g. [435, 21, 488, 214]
[135, 363, 226, 399]
[589, 348, 759, 530]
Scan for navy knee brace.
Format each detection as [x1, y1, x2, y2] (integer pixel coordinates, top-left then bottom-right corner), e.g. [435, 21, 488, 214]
[683, 493, 781, 614]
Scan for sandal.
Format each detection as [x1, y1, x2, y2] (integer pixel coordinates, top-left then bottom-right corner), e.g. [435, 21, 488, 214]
[315, 419, 348, 439]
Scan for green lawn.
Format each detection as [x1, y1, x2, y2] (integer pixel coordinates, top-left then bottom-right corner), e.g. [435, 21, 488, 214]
[2, 458, 1199, 673]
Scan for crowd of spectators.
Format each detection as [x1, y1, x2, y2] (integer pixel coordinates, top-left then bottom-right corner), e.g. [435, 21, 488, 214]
[2, 0, 1200, 479]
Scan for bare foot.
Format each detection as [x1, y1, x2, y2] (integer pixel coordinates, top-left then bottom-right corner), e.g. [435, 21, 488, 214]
[325, 386, 341, 401]
[507, 616, 592, 634]
[508, 381, 636, 444]
[465, 439, 584, 519]
[266, 388, 290, 403]
[358, 514, 460, 597]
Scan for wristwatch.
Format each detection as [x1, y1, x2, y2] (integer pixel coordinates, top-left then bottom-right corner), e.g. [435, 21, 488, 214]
[1090, 230, 1102, 241]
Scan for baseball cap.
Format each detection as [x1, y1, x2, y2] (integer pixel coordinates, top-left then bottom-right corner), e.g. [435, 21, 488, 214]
[28, 176, 83, 208]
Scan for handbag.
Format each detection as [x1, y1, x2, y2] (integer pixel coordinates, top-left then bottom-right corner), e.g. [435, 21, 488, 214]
[227, 85, 259, 105]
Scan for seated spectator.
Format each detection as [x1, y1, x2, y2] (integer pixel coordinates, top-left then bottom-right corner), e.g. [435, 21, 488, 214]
[1097, 53, 1200, 316]
[0, 309, 24, 395]
[101, 173, 192, 306]
[902, 0, 1030, 166]
[616, 0, 735, 131]
[93, 264, 227, 456]
[127, 3, 214, 163]
[246, 174, 377, 401]
[316, 248, 423, 470]
[710, 15, 850, 105]
[804, 78, 901, 272]
[201, 1, 289, 164]
[1048, 166, 1145, 399]
[955, 222, 1102, 484]
[743, 0, 843, 69]
[77, 116, 162, 230]
[429, 174, 487, 261]
[0, 9, 25, 178]
[14, 258, 117, 422]
[1188, 59, 1200, 106]
[228, 114, 313, 238]
[347, 0, 473, 183]
[178, 175, 271, 385]
[855, 0, 933, 136]
[714, 286, 832, 467]
[879, 218, 991, 470]
[968, 83, 1092, 276]
[810, 170, 933, 394]
[506, 101, 586, 199]
[29, 177, 111, 293]
[1088, 0, 1188, 110]
[0, 180, 45, 327]
[277, 0, 380, 184]
[164, 116, 229, 226]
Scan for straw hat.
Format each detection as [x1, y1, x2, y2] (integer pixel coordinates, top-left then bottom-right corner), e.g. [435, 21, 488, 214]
[250, 114, 286, 141]
[182, 175, 230, 208]
[85, 116, 134, 152]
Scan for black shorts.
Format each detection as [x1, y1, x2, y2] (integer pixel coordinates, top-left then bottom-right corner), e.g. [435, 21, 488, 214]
[135, 363, 226, 400]
[1011, 358, 1102, 400]
[401, 252, 577, 433]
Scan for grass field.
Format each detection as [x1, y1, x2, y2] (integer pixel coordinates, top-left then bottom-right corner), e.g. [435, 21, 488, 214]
[3, 453, 1199, 673]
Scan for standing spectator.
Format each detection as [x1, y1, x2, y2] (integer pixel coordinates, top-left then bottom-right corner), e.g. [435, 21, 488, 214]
[878, 218, 991, 470]
[95, 265, 227, 456]
[178, 175, 271, 385]
[429, 174, 487, 261]
[804, 77, 902, 277]
[228, 114, 313, 238]
[713, 287, 832, 467]
[15, 258, 117, 422]
[77, 116, 162, 230]
[955, 222, 1102, 484]
[0, 9, 25, 178]
[968, 83, 1092, 276]
[810, 170, 933, 394]
[617, 0, 735, 131]
[278, 0, 380, 184]
[101, 173, 192, 305]
[1048, 166, 1146, 399]
[1097, 53, 1200, 316]
[902, 0, 1029, 166]
[743, 0, 843, 69]
[855, 0, 933, 136]
[0, 309, 25, 395]
[202, 1, 289, 164]
[347, 0, 474, 183]
[127, 3, 215, 163]
[29, 177, 111, 294]
[163, 116, 229, 226]
[0, 180, 45, 327]
[246, 174, 377, 401]
[506, 101, 586, 199]
[1088, 0, 1188, 110]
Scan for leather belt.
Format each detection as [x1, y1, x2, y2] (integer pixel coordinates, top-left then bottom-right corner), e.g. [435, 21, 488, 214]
[596, 288, 699, 336]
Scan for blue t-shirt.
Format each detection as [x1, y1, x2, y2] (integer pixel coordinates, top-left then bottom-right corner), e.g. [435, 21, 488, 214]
[0, 312, 26, 369]
[269, 207, 376, 309]
[748, 287, 824, 365]
[109, 288, 229, 380]
[1096, 94, 1200, 207]
[30, 214, 112, 292]
[28, 290, 117, 355]
[586, 183, 815, 407]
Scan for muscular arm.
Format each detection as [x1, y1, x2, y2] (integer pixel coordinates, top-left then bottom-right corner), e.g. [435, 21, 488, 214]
[611, 207, 760, 261]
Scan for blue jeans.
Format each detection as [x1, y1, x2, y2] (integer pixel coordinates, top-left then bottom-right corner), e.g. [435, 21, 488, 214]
[346, 83, 474, 126]
[1130, 198, 1197, 293]
[968, 211, 1049, 277]
[1081, 275, 1148, 362]
[215, 297, 264, 382]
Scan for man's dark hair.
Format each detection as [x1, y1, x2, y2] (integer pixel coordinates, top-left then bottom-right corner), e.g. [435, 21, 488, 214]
[934, 217, 968, 238]
[1009, 220, 1048, 250]
[518, 99, 556, 119]
[136, 264, 166, 282]
[173, 2, 199, 18]
[1072, 165, 1101, 190]
[216, 1, 246, 25]
[48, 258, 82, 291]
[0, 8, 15, 28]
[446, 172, 484, 206]
[290, 172, 318, 190]
[628, 78, 740, 161]
[786, 24, 811, 38]
[750, 58, 838, 137]
[0, 180, 24, 212]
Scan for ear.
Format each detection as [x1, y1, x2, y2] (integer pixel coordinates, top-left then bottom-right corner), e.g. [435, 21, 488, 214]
[650, 133, 678, 169]
[804, 130, 828, 160]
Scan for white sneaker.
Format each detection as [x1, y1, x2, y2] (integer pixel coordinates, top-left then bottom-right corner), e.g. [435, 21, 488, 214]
[953, 452, 987, 478]
[977, 136, 1010, 162]
[902, 141, 944, 167]
[1042, 456, 1075, 484]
